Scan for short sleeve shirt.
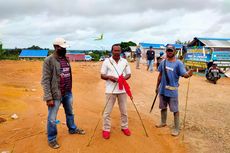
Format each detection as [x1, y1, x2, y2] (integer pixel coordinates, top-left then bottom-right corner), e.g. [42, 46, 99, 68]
[101, 57, 131, 94]
[158, 59, 186, 97]
[146, 50, 155, 60]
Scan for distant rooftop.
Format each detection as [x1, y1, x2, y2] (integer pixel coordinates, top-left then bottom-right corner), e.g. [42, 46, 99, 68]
[19, 49, 48, 58]
[139, 43, 165, 49]
[188, 37, 230, 48]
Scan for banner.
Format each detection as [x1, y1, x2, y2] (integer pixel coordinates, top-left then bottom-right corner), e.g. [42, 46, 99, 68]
[212, 51, 230, 61]
[214, 61, 230, 67]
[187, 48, 211, 54]
[184, 61, 207, 68]
[184, 53, 211, 62]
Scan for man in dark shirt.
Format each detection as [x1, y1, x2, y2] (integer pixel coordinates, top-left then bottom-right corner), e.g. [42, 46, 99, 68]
[41, 38, 85, 149]
[146, 46, 155, 72]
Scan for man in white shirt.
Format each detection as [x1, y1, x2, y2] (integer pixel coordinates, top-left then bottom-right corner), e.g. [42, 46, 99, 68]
[100, 44, 131, 139]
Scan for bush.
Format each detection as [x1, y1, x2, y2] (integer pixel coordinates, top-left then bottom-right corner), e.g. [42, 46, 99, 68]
[90, 52, 100, 61]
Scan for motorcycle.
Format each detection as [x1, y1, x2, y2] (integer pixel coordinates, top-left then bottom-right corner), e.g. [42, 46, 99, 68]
[206, 69, 221, 84]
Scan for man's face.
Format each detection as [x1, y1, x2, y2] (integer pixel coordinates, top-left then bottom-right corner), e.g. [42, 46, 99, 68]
[112, 45, 121, 59]
[166, 48, 175, 58]
[55, 45, 66, 57]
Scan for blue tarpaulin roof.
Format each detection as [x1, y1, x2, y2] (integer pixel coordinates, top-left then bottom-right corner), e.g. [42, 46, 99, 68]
[139, 43, 165, 49]
[19, 50, 48, 57]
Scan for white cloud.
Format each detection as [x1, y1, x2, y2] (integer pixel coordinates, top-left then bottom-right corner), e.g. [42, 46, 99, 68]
[0, 0, 229, 49]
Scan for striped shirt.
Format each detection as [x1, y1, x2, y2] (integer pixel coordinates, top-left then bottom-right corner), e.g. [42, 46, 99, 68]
[59, 57, 72, 96]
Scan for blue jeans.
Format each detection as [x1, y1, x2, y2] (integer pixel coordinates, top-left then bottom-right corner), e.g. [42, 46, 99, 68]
[147, 60, 154, 72]
[47, 92, 77, 142]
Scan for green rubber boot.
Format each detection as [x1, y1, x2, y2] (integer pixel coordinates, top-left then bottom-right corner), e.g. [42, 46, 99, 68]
[156, 109, 167, 128]
[171, 112, 180, 136]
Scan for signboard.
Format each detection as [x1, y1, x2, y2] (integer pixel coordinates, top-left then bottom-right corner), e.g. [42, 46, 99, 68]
[213, 61, 230, 67]
[187, 48, 211, 54]
[184, 53, 211, 62]
[184, 61, 207, 68]
[212, 51, 230, 61]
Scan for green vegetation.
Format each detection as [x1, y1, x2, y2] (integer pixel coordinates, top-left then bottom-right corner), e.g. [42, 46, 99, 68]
[120, 41, 137, 52]
[89, 50, 110, 61]
[0, 42, 20, 60]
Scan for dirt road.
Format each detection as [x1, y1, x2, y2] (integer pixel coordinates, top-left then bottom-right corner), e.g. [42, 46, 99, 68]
[0, 60, 229, 153]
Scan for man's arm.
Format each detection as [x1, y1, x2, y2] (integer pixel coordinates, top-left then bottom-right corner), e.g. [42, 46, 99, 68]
[182, 69, 193, 78]
[101, 74, 118, 83]
[41, 59, 53, 101]
[41, 59, 55, 107]
[217, 67, 225, 74]
[155, 72, 162, 93]
[124, 74, 131, 80]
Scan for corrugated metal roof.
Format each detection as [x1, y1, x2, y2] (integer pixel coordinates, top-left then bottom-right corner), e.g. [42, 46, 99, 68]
[139, 43, 165, 49]
[197, 37, 230, 41]
[197, 37, 230, 48]
[19, 50, 48, 57]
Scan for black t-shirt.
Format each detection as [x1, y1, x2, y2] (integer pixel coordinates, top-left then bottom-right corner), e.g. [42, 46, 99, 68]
[146, 50, 155, 60]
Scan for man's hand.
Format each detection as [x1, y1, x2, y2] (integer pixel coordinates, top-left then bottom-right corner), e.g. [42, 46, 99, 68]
[183, 69, 194, 78]
[187, 69, 193, 77]
[46, 100, 54, 107]
[108, 76, 118, 83]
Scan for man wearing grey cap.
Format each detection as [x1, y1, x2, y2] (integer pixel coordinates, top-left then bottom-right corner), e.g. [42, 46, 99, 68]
[41, 38, 85, 149]
[155, 44, 193, 136]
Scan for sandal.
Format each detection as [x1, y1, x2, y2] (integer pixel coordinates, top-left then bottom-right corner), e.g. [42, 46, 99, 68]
[69, 128, 86, 135]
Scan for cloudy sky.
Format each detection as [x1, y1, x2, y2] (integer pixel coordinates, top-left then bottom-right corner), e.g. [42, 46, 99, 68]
[0, 0, 230, 50]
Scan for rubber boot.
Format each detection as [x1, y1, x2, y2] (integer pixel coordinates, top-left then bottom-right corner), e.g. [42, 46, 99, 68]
[156, 109, 167, 128]
[171, 112, 180, 136]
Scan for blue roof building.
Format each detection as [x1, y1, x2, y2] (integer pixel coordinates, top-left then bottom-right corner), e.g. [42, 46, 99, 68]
[19, 50, 48, 58]
[139, 43, 165, 49]
[185, 37, 230, 68]
[139, 43, 165, 59]
[188, 37, 230, 48]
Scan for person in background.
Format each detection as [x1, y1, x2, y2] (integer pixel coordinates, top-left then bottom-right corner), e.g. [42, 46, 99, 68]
[156, 52, 164, 69]
[135, 45, 142, 69]
[146, 46, 155, 72]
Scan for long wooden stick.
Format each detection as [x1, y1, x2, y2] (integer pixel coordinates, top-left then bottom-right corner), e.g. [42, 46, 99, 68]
[182, 77, 191, 141]
[130, 98, 149, 137]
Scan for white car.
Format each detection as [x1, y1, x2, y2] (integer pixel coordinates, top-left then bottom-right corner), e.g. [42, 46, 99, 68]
[85, 55, 92, 61]
[99, 56, 105, 61]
